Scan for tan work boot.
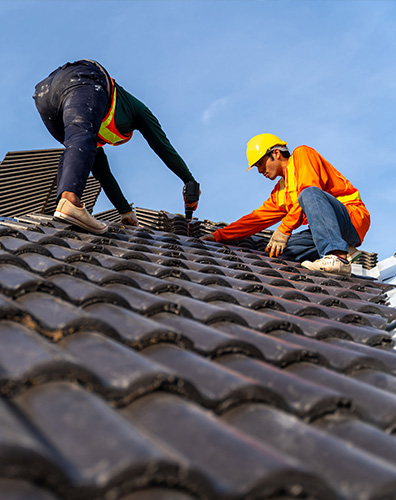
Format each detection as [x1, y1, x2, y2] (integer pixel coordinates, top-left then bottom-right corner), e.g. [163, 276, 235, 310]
[54, 199, 108, 235]
[301, 254, 351, 276]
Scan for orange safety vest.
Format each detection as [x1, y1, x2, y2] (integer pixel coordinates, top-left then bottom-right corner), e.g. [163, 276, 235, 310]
[97, 79, 133, 147]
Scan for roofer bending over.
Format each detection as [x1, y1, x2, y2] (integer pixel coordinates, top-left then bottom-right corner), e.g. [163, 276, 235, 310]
[33, 59, 200, 234]
[202, 134, 370, 276]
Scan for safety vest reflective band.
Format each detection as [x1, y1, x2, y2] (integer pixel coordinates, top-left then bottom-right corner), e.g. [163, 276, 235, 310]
[277, 157, 361, 208]
[336, 191, 362, 204]
[278, 157, 298, 209]
[97, 79, 133, 147]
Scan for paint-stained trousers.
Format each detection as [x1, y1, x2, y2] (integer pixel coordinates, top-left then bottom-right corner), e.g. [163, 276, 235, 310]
[33, 60, 109, 200]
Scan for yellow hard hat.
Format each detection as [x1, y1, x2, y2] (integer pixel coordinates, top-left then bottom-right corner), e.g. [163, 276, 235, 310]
[246, 133, 288, 171]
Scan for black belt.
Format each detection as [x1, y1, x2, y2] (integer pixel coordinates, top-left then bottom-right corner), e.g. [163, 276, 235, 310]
[83, 59, 112, 96]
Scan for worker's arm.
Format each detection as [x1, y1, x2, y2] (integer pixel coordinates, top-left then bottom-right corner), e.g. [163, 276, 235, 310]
[115, 84, 196, 184]
[91, 147, 131, 214]
[137, 104, 196, 183]
[212, 191, 286, 242]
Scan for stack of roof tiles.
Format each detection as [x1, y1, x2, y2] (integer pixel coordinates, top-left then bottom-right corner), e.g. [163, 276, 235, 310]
[0, 149, 101, 216]
[0, 210, 394, 500]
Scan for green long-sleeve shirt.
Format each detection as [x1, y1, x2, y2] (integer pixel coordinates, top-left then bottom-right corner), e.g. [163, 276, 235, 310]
[91, 82, 195, 214]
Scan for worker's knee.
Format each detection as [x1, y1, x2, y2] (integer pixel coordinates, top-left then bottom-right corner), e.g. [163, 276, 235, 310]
[298, 186, 322, 208]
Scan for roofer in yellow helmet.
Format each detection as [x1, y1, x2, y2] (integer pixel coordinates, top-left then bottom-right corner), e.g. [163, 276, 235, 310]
[202, 133, 370, 276]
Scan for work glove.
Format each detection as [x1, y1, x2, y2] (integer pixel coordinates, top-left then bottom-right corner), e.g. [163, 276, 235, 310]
[183, 180, 201, 220]
[201, 234, 215, 242]
[120, 207, 139, 227]
[265, 228, 290, 258]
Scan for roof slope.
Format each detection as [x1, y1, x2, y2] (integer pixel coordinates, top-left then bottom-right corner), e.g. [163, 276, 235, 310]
[0, 210, 394, 500]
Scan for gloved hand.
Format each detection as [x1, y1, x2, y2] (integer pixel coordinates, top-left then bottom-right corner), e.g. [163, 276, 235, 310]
[201, 234, 215, 242]
[183, 180, 201, 220]
[120, 209, 139, 227]
[265, 228, 290, 257]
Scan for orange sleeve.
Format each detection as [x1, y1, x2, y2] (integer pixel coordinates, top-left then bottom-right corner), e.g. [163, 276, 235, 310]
[292, 146, 329, 190]
[213, 188, 286, 242]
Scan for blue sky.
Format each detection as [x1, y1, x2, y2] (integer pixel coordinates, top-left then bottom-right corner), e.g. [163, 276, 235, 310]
[0, 0, 395, 260]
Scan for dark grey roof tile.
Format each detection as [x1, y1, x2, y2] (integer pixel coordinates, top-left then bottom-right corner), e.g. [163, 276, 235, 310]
[112, 241, 153, 253]
[215, 323, 326, 366]
[147, 293, 249, 326]
[15, 382, 176, 498]
[0, 236, 52, 256]
[0, 226, 29, 239]
[43, 245, 102, 265]
[325, 338, 396, 374]
[118, 488, 198, 500]
[0, 397, 64, 489]
[0, 479, 60, 500]
[83, 303, 186, 348]
[0, 264, 67, 299]
[17, 253, 86, 278]
[60, 239, 113, 255]
[71, 261, 140, 288]
[47, 275, 131, 308]
[292, 287, 396, 320]
[152, 312, 262, 357]
[59, 332, 181, 404]
[102, 246, 154, 261]
[122, 392, 335, 500]
[15, 292, 116, 341]
[223, 403, 396, 500]
[0, 249, 31, 270]
[87, 252, 147, 273]
[104, 284, 192, 317]
[0, 320, 86, 396]
[286, 362, 396, 428]
[180, 298, 390, 346]
[316, 416, 396, 464]
[0, 293, 28, 322]
[142, 343, 275, 411]
[156, 278, 241, 305]
[173, 267, 231, 286]
[121, 270, 191, 296]
[216, 354, 350, 418]
[350, 369, 396, 395]
[270, 331, 391, 373]
[38, 226, 82, 240]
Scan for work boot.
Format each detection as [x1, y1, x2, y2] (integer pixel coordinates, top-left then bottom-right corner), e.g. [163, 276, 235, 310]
[301, 254, 351, 276]
[54, 199, 108, 235]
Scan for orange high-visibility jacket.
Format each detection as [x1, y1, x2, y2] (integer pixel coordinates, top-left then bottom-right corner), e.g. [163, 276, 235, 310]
[97, 79, 133, 147]
[213, 145, 370, 245]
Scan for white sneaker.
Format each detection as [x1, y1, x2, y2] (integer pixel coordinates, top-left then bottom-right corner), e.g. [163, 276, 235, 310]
[301, 254, 351, 276]
[54, 199, 108, 235]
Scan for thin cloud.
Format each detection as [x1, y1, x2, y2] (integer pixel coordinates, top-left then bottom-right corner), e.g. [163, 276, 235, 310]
[201, 97, 228, 124]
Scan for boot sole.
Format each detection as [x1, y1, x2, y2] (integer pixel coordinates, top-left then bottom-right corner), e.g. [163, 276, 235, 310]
[54, 210, 108, 235]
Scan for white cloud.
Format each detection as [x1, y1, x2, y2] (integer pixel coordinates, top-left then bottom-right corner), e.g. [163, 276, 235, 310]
[201, 97, 229, 124]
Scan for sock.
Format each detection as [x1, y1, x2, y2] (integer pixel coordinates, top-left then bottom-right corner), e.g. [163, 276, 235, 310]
[335, 255, 349, 264]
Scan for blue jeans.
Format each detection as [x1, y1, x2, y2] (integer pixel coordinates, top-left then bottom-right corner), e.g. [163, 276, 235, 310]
[33, 61, 109, 200]
[281, 186, 361, 262]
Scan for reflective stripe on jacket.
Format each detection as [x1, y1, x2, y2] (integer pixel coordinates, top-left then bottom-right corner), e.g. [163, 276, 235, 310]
[213, 145, 370, 244]
[97, 79, 133, 147]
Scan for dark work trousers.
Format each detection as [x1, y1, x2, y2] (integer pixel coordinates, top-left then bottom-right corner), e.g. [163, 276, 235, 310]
[33, 61, 109, 200]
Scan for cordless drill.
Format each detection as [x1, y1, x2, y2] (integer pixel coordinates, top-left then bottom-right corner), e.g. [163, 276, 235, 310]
[183, 180, 200, 221]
